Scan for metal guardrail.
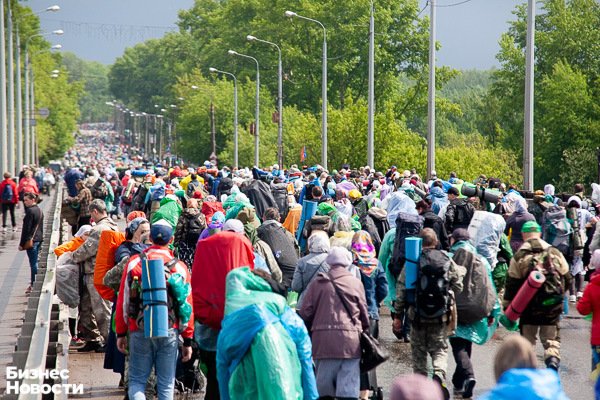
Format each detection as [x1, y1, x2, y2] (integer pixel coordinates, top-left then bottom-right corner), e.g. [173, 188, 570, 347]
[4, 183, 64, 400]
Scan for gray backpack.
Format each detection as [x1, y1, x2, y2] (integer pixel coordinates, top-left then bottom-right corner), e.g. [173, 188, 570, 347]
[452, 247, 496, 324]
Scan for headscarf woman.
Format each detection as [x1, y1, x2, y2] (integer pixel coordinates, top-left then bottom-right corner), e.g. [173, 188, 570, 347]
[351, 230, 388, 400]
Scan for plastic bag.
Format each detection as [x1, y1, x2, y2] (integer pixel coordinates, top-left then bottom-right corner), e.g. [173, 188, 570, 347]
[217, 268, 318, 400]
[468, 211, 506, 269]
[385, 192, 417, 228]
[167, 272, 192, 325]
[56, 252, 80, 308]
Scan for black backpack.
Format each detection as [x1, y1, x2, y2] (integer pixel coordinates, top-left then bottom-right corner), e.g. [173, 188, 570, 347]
[131, 184, 149, 212]
[454, 201, 475, 228]
[91, 178, 108, 200]
[415, 249, 452, 324]
[390, 213, 424, 278]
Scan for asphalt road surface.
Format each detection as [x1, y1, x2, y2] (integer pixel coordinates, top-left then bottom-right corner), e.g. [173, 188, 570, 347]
[376, 307, 594, 399]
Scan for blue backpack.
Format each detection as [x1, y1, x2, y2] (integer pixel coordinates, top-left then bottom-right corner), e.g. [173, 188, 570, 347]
[2, 183, 13, 202]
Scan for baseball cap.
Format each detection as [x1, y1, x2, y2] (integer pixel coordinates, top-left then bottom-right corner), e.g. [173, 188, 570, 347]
[150, 219, 173, 245]
[521, 221, 541, 233]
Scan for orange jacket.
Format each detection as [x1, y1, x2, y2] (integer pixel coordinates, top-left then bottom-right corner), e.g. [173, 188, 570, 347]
[54, 237, 85, 257]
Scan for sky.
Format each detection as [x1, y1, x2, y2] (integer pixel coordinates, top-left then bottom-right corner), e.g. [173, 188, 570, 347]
[38, 0, 528, 70]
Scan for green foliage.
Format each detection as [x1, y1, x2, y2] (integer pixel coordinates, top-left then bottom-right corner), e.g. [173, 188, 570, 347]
[490, 0, 600, 188]
[61, 52, 111, 123]
[15, 2, 82, 164]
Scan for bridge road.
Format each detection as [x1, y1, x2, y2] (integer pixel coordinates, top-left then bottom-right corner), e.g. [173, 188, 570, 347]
[0, 194, 54, 394]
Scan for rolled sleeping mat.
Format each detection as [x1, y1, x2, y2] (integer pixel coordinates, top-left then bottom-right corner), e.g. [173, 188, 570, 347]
[478, 187, 501, 204]
[141, 257, 169, 338]
[404, 237, 422, 305]
[131, 169, 152, 177]
[504, 270, 546, 322]
[404, 237, 422, 290]
[413, 186, 427, 199]
[296, 200, 319, 245]
[461, 183, 478, 198]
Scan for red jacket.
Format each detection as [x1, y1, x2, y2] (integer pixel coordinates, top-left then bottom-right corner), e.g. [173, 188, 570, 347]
[17, 177, 39, 196]
[0, 179, 18, 204]
[577, 273, 600, 345]
[115, 245, 194, 339]
[191, 231, 254, 330]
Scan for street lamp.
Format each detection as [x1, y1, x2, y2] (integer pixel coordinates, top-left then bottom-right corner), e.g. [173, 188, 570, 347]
[247, 34, 283, 167]
[24, 29, 64, 165]
[285, 10, 328, 169]
[191, 84, 217, 162]
[209, 67, 238, 168]
[229, 49, 260, 167]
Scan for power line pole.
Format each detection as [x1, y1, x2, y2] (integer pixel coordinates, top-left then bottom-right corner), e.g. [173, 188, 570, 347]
[15, 25, 22, 172]
[7, 1, 15, 175]
[427, 0, 436, 179]
[0, 0, 9, 173]
[367, 0, 375, 169]
[523, 0, 535, 191]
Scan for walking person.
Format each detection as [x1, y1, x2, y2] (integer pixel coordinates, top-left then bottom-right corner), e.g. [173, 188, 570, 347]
[116, 219, 194, 400]
[448, 229, 499, 398]
[503, 221, 571, 370]
[18, 192, 44, 294]
[0, 172, 18, 232]
[66, 179, 93, 235]
[72, 199, 118, 352]
[298, 246, 370, 400]
[393, 228, 466, 399]
[17, 170, 39, 205]
[351, 231, 388, 400]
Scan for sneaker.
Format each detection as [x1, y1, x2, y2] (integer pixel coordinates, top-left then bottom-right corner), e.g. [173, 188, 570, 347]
[545, 356, 560, 371]
[433, 375, 450, 400]
[12, 227, 17, 232]
[569, 295, 576, 303]
[577, 291, 584, 300]
[462, 378, 476, 399]
[25, 285, 32, 294]
[2, 227, 6, 233]
[453, 386, 464, 396]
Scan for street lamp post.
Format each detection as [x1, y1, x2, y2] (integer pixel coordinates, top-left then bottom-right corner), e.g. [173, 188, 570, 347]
[285, 11, 328, 170]
[229, 50, 260, 167]
[247, 35, 283, 167]
[24, 29, 63, 165]
[191, 85, 217, 162]
[523, 0, 535, 191]
[209, 67, 238, 168]
[427, 0, 436, 180]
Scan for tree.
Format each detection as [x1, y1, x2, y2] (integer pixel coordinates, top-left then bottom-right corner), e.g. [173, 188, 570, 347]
[490, 0, 600, 188]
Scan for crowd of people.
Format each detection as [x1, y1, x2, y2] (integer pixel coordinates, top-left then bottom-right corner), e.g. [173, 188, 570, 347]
[49, 128, 600, 400]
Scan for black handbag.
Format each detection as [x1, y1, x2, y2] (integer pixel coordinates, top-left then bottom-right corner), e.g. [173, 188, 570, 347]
[326, 274, 389, 373]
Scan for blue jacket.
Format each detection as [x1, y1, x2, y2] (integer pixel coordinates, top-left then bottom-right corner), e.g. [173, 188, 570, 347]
[359, 263, 388, 320]
[478, 369, 570, 400]
[64, 168, 84, 197]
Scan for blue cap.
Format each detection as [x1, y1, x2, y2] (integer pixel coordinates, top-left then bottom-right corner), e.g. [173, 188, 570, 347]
[150, 219, 173, 245]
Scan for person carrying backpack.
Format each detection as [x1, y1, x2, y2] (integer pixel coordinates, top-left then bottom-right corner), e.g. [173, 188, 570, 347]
[0, 172, 18, 232]
[445, 187, 474, 234]
[503, 221, 572, 371]
[448, 229, 499, 399]
[393, 228, 466, 399]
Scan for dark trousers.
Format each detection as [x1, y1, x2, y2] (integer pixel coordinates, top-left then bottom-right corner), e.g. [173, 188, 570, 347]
[2, 202, 15, 227]
[360, 318, 379, 391]
[199, 349, 220, 400]
[450, 337, 474, 389]
[74, 215, 91, 235]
